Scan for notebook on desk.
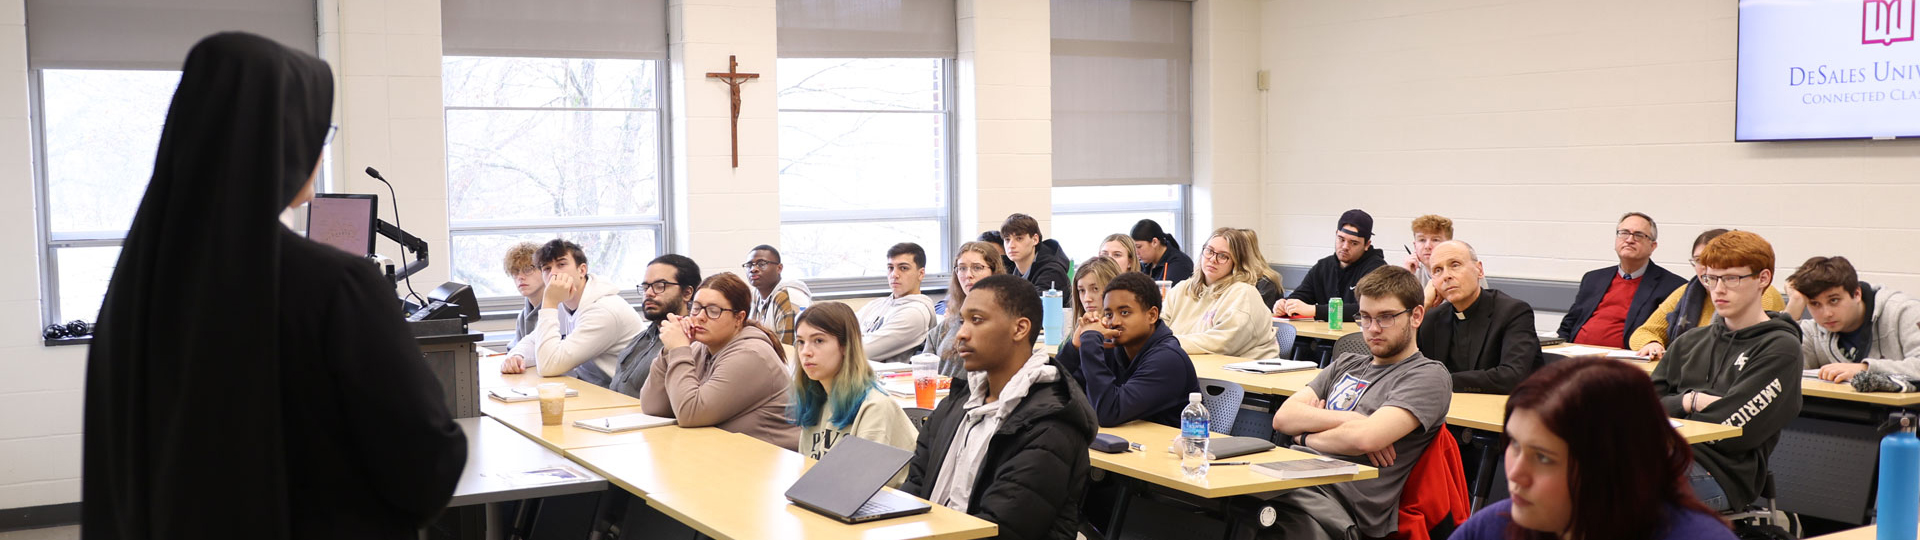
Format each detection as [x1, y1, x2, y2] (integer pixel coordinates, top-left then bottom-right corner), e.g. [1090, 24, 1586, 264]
[487, 387, 579, 402]
[1222, 359, 1316, 374]
[785, 435, 930, 523]
[572, 413, 676, 433]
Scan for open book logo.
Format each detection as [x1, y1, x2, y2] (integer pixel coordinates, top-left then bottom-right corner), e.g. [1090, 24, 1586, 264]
[1864, 0, 1915, 46]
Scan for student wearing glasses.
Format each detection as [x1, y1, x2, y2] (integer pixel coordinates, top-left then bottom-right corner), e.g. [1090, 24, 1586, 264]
[641, 272, 800, 448]
[1277, 209, 1390, 322]
[926, 241, 1006, 378]
[1651, 231, 1802, 512]
[1163, 228, 1281, 359]
[743, 244, 812, 346]
[1557, 212, 1686, 349]
[602, 254, 700, 398]
[499, 241, 546, 374]
[1631, 229, 1787, 361]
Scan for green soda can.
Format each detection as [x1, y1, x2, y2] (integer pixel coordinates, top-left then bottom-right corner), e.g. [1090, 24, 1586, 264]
[1328, 298, 1343, 330]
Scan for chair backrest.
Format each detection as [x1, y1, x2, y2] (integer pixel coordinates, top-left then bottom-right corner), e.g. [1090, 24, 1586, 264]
[903, 407, 933, 429]
[1396, 426, 1471, 540]
[1197, 378, 1244, 436]
[1538, 352, 1567, 369]
[1330, 332, 1371, 365]
[1272, 322, 1297, 360]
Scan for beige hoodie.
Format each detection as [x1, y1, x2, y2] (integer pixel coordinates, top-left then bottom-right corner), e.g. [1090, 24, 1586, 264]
[641, 325, 799, 449]
[1162, 279, 1281, 359]
[534, 274, 643, 378]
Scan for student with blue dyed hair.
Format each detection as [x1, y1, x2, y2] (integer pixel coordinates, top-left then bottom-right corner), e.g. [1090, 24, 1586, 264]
[790, 302, 921, 487]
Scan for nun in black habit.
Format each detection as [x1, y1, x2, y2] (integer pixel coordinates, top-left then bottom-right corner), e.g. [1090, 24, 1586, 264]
[81, 33, 467, 539]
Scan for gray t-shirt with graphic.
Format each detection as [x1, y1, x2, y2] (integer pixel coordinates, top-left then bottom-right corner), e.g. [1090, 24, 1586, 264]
[1305, 350, 1452, 537]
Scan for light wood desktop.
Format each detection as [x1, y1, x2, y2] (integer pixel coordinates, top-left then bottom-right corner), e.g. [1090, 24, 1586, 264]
[479, 351, 567, 389]
[568, 434, 998, 540]
[1191, 354, 1317, 396]
[480, 376, 643, 417]
[1275, 318, 1359, 341]
[491, 405, 733, 452]
[1090, 421, 1378, 499]
[1806, 525, 1911, 539]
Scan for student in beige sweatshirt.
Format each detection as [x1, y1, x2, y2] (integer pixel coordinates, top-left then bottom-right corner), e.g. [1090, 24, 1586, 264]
[641, 272, 799, 449]
[789, 302, 919, 487]
[1162, 228, 1281, 359]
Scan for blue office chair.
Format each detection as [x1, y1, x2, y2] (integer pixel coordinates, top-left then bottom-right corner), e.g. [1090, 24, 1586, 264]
[1197, 378, 1244, 436]
[1273, 321, 1297, 360]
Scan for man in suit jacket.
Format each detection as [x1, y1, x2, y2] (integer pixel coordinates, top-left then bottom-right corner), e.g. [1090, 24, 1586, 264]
[1557, 212, 1686, 349]
[1417, 241, 1540, 394]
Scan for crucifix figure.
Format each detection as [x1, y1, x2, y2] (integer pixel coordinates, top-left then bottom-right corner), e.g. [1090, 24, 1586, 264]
[705, 55, 759, 168]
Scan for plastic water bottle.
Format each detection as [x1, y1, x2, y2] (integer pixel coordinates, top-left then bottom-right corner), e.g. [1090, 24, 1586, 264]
[1328, 297, 1343, 330]
[1878, 413, 1919, 540]
[1181, 392, 1211, 478]
[1041, 283, 1065, 347]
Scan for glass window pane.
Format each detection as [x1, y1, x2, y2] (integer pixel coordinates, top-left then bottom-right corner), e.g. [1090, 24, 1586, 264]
[54, 246, 122, 323]
[450, 229, 659, 299]
[781, 221, 945, 279]
[779, 111, 945, 213]
[43, 70, 181, 235]
[446, 109, 661, 221]
[776, 58, 944, 111]
[1051, 184, 1182, 207]
[1052, 211, 1176, 266]
[443, 57, 657, 109]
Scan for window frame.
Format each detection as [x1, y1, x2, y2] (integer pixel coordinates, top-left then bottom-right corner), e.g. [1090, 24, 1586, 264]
[775, 57, 960, 294]
[441, 57, 674, 311]
[1049, 183, 1192, 256]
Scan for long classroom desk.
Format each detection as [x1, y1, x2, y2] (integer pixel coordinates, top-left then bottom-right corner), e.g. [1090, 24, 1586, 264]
[1091, 421, 1376, 539]
[1276, 318, 1360, 341]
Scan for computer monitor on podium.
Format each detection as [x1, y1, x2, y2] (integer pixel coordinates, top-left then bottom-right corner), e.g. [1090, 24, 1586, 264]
[307, 193, 377, 257]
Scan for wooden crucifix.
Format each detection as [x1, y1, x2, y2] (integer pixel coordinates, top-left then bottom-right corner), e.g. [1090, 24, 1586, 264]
[705, 55, 760, 168]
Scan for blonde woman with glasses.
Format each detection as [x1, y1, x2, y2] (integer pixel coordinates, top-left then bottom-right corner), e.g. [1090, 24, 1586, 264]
[1162, 228, 1281, 359]
[924, 241, 1005, 377]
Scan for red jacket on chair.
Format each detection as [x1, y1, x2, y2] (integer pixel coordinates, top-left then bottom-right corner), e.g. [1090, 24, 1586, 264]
[1393, 427, 1470, 540]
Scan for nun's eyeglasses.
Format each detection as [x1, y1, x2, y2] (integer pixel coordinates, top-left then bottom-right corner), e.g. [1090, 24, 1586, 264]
[324, 125, 338, 145]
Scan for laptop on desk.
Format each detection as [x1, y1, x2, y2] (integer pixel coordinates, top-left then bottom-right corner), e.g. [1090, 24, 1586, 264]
[784, 435, 932, 524]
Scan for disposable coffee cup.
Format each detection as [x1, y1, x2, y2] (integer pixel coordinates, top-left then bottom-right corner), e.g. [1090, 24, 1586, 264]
[537, 382, 567, 426]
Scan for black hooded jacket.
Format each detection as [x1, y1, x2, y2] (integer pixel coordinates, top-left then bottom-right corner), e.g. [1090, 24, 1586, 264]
[1017, 238, 1073, 294]
[82, 33, 465, 540]
[902, 357, 1099, 540]
[1287, 248, 1389, 322]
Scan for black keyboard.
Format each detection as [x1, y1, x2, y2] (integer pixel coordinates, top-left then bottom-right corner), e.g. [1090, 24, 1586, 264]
[854, 499, 896, 517]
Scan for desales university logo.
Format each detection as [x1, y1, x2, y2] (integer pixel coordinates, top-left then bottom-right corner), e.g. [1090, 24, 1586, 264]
[1865, 0, 1915, 46]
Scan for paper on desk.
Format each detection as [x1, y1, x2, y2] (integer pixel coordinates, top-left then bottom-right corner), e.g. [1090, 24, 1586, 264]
[1802, 369, 1823, 379]
[491, 465, 589, 487]
[1223, 359, 1316, 374]
[1550, 345, 1650, 362]
[869, 360, 913, 373]
[1669, 419, 1684, 429]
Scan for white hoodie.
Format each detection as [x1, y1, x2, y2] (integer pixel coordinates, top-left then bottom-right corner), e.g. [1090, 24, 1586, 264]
[535, 274, 644, 378]
[856, 293, 938, 363]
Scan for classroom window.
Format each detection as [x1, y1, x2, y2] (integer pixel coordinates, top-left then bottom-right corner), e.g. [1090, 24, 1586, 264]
[777, 58, 954, 278]
[1050, 184, 1187, 263]
[34, 69, 182, 324]
[443, 56, 668, 300]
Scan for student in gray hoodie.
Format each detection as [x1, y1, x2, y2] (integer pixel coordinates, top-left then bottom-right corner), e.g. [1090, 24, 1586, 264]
[744, 244, 812, 346]
[1784, 256, 1920, 383]
[858, 243, 938, 364]
[1651, 232, 1802, 512]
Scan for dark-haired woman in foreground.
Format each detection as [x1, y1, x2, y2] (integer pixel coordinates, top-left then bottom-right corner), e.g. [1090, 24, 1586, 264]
[1449, 357, 1735, 540]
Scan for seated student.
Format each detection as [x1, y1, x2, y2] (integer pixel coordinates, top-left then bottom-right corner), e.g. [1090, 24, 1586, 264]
[1071, 272, 1201, 428]
[500, 241, 545, 374]
[1415, 241, 1540, 394]
[1266, 266, 1451, 540]
[641, 272, 799, 448]
[1632, 229, 1786, 361]
[532, 239, 644, 385]
[1164, 228, 1281, 359]
[603, 254, 699, 398]
[1401, 214, 1478, 309]
[1132, 218, 1193, 284]
[1231, 228, 1287, 307]
[790, 302, 919, 487]
[927, 242, 1005, 378]
[902, 275, 1097, 540]
[1000, 213, 1071, 293]
[1276, 209, 1390, 322]
[1558, 212, 1686, 349]
[858, 243, 939, 363]
[1054, 257, 1123, 381]
[744, 244, 811, 346]
[1451, 358, 1738, 540]
[1651, 231, 1801, 512]
[1098, 233, 1139, 275]
[1785, 255, 1920, 384]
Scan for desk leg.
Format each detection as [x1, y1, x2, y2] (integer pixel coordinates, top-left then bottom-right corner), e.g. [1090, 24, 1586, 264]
[508, 499, 539, 540]
[1470, 432, 1499, 510]
[1105, 479, 1135, 540]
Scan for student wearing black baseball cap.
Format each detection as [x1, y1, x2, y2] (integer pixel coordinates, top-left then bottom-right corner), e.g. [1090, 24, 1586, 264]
[1277, 209, 1389, 322]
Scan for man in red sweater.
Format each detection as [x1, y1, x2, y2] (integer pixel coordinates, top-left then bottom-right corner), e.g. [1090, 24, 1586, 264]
[1556, 212, 1686, 349]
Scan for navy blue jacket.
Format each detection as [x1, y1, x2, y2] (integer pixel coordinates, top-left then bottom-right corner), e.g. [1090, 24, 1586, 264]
[1556, 262, 1686, 349]
[1063, 321, 1200, 428]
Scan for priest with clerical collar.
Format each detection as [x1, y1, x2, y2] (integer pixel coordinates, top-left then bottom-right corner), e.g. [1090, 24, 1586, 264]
[1416, 240, 1543, 394]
